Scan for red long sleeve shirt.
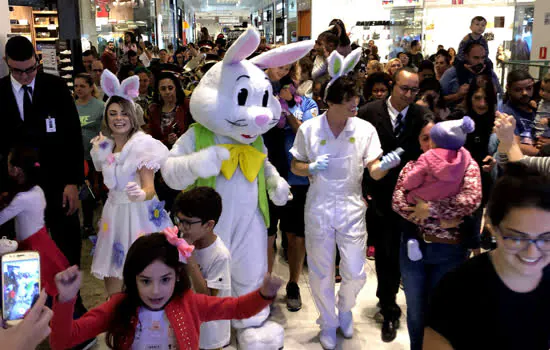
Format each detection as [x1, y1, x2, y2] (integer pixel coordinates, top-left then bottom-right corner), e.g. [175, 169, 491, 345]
[50, 289, 272, 350]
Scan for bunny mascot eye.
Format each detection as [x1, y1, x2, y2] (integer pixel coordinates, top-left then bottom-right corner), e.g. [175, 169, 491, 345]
[237, 88, 248, 106]
[262, 90, 269, 107]
[160, 27, 314, 350]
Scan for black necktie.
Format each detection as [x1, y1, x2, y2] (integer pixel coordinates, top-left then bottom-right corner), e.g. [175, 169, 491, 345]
[394, 113, 404, 138]
[22, 85, 33, 121]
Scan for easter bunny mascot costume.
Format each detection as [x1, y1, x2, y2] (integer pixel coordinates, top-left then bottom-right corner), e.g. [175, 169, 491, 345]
[161, 27, 314, 349]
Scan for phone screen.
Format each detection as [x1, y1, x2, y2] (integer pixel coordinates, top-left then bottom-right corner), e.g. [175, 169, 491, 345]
[2, 257, 40, 321]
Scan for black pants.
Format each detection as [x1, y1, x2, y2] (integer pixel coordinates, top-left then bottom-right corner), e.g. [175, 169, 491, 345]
[373, 209, 402, 320]
[42, 184, 82, 267]
[81, 160, 100, 229]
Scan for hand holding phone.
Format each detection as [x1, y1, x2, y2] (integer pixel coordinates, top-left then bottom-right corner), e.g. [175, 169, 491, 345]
[54, 265, 82, 303]
[0, 290, 52, 349]
[2, 251, 40, 326]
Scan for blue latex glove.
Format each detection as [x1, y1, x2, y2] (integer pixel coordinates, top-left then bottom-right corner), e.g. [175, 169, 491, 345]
[308, 154, 330, 174]
[380, 148, 403, 171]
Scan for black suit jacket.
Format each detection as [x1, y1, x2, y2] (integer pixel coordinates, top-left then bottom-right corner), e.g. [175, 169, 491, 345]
[358, 99, 432, 213]
[0, 73, 84, 190]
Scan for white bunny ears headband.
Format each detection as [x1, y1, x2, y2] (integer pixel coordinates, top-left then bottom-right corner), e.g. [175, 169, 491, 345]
[100, 69, 140, 103]
[324, 47, 362, 102]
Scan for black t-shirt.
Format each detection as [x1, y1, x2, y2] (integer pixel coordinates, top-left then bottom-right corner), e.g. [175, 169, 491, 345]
[427, 253, 550, 350]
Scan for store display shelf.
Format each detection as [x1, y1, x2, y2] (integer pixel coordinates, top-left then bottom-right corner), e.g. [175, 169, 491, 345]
[11, 24, 30, 27]
[33, 11, 58, 15]
[36, 37, 58, 41]
[34, 24, 58, 28]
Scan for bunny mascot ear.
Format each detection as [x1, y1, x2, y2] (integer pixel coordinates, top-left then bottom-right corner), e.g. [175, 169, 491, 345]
[250, 40, 314, 69]
[101, 69, 121, 98]
[223, 27, 261, 65]
[120, 75, 140, 100]
[324, 47, 362, 102]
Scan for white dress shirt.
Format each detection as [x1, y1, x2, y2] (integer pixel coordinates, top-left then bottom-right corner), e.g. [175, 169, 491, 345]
[10, 74, 36, 121]
[387, 96, 410, 130]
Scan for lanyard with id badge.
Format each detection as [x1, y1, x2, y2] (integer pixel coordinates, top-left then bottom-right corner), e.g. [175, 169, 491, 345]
[46, 116, 56, 133]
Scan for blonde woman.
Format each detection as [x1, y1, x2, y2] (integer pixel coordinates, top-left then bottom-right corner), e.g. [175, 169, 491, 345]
[386, 58, 402, 78]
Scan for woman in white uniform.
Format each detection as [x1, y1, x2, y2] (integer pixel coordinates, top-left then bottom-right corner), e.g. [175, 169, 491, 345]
[289, 48, 403, 349]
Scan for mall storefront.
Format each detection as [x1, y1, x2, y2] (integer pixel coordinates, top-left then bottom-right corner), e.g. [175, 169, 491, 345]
[311, 0, 535, 63]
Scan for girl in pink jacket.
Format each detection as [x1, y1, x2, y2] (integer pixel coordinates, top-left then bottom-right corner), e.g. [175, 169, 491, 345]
[402, 116, 476, 261]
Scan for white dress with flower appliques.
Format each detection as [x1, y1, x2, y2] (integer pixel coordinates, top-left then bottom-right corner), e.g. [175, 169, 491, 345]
[90, 131, 173, 279]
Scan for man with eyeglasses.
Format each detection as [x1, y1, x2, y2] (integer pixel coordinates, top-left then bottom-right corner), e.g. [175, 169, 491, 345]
[0, 35, 95, 349]
[358, 67, 433, 343]
[91, 60, 107, 101]
[0, 35, 85, 277]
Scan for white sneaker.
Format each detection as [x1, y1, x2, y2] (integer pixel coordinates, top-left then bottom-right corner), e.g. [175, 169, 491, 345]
[0, 236, 18, 257]
[61, 74, 72, 79]
[60, 50, 71, 55]
[60, 58, 71, 63]
[236, 320, 284, 350]
[338, 310, 353, 338]
[61, 66, 73, 71]
[407, 239, 423, 261]
[320, 328, 337, 349]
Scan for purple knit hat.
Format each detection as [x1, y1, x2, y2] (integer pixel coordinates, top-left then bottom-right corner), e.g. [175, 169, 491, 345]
[430, 116, 475, 150]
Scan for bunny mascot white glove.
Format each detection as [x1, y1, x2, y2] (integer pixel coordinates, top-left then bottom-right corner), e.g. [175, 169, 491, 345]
[161, 27, 314, 350]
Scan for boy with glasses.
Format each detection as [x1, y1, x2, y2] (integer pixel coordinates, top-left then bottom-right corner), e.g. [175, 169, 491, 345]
[173, 187, 232, 350]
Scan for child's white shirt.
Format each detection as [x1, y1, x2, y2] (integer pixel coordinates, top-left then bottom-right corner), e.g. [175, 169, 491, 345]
[193, 236, 232, 349]
[0, 186, 46, 241]
[132, 308, 178, 350]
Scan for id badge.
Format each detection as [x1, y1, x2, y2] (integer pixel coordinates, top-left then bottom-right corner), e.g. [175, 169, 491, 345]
[46, 117, 56, 133]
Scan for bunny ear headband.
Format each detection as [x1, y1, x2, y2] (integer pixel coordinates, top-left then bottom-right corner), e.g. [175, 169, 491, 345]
[100, 69, 140, 103]
[163, 226, 195, 263]
[324, 47, 362, 102]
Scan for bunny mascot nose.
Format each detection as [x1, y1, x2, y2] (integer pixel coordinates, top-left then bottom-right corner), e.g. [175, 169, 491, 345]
[255, 114, 270, 126]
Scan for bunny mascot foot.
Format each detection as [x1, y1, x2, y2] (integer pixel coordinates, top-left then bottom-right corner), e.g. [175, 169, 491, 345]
[161, 27, 314, 346]
[237, 320, 285, 350]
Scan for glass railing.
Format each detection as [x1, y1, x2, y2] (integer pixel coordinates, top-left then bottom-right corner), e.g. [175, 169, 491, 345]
[497, 60, 550, 86]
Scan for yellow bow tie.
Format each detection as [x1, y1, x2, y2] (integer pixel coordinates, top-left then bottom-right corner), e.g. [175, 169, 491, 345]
[219, 144, 266, 182]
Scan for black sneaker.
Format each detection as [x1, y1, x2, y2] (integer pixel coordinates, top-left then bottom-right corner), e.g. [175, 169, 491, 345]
[286, 282, 302, 312]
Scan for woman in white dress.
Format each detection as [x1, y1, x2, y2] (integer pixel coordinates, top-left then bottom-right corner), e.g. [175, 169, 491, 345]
[90, 70, 172, 295]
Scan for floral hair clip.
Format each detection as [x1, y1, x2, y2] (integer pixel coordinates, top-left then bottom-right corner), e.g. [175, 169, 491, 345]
[34, 162, 40, 167]
[163, 226, 195, 263]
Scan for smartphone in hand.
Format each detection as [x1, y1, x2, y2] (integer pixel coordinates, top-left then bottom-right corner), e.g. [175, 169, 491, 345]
[2, 251, 40, 326]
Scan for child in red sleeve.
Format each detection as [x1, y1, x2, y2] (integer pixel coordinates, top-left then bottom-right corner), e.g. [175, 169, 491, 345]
[402, 116, 476, 261]
[0, 146, 69, 297]
[50, 231, 283, 350]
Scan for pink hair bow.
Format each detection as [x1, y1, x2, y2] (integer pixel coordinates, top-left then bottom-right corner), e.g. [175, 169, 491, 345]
[163, 226, 194, 263]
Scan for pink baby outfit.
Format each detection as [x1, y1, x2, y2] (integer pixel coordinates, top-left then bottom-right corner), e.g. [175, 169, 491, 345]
[403, 147, 472, 204]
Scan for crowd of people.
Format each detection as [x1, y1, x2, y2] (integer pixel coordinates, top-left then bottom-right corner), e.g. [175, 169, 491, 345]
[0, 14, 549, 350]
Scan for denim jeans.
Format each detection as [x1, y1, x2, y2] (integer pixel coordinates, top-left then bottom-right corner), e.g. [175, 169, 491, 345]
[400, 239, 468, 350]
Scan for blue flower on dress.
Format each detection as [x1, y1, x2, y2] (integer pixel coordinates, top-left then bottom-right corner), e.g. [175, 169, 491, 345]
[89, 235, 97, 256]
[149, 200, 168, 227]
[112, 241, 125, 269]
[99, 140, 110, 150]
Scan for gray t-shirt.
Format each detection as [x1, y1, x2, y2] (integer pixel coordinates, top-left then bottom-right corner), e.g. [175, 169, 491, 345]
[77, 98, 105, 160]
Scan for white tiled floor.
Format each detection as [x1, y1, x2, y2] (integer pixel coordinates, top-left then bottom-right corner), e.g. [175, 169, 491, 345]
[91, 247, 410, 350]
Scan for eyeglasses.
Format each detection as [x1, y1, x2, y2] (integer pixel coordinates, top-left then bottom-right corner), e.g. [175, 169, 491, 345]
[8, 62, 38, 76]
[174, 216, 203, 230]
[397, 85, 420, 94]
[497, 228, 550, 252]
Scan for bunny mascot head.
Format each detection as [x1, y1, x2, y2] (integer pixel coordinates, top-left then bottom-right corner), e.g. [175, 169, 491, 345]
[189, 27, 314, 145]
[162, 27, 313, 349]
